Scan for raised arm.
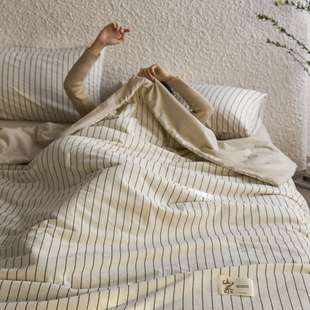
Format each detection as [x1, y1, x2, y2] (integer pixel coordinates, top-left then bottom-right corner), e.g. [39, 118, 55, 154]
[64, 23, 130, 117]
[138, 64, 213, 124]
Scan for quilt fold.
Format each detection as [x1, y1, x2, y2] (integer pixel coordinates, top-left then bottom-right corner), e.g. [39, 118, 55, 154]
[0, 76, 296, 186]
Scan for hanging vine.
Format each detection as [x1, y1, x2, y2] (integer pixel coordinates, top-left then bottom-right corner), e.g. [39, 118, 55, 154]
[257, 1, 310, 75]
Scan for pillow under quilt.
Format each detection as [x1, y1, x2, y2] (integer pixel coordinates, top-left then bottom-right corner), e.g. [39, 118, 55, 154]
[0, 46, 105, 123]
[173, 84, 266, 140]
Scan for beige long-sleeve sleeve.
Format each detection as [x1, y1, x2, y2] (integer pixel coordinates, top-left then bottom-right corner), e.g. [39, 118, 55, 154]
[64, 49, 213, 123]
[63, 48, 99, 117]
[167, 76, 213, 124]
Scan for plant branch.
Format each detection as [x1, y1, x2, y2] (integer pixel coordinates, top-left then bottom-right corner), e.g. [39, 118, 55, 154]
[257, 14, 310, 53]
[287, 51, 310, 74]
[257, 2, 310, 76]
[266, 39, 310, 75]
[275, 0, 310, 13]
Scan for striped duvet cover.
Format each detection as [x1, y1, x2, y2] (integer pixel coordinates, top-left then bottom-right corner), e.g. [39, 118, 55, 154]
[0, 80, 310, 309]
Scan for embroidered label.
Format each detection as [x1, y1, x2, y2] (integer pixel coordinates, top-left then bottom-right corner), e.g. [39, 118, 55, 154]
[218, 275, 254, 297]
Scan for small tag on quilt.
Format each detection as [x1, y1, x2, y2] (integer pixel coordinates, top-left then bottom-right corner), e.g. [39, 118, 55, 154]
[218, 275, 254, 297]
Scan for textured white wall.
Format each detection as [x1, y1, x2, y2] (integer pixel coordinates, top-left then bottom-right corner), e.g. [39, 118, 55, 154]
[0, 0, 308, 169]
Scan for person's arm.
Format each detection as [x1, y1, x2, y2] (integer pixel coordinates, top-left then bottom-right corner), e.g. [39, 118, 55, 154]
[138, 64, 213, 124]
[166, 76, 213, 124]
[63, 49, 99, 117]
[64, 23, 130, 117]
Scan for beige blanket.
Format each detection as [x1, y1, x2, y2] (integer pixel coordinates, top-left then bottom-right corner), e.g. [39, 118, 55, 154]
[0, 76, 296, 186]
[1, 75, 309, 309]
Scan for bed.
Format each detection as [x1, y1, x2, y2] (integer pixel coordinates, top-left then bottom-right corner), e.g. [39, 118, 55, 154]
[0, 46, 309, 309]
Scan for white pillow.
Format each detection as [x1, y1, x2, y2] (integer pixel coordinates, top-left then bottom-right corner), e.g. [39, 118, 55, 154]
[173, 84, 266, 140]
[0, 46, 105, 123]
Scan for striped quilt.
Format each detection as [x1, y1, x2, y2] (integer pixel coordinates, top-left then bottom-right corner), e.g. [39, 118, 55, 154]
[0, 79, 310, 309]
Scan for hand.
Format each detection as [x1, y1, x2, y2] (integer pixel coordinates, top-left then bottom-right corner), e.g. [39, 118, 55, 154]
[89, 23, 130, 55]
[138, 64, 175, 83]
[97, 23, 130, 46]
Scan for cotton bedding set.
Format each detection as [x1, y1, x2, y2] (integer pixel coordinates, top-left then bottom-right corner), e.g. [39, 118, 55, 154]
[0, 47, 310, 309]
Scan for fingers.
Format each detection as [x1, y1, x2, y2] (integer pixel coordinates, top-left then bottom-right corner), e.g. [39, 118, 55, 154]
[150, 64, 157, 76]
[138, 64, 174, 82]
[139, 68, 150, 78]
[118, 31, 127, 42]
[145, 69, 154, 81]
[138, 66, 156, 81]
[109, 23, 131, 43]
[138, 68, 150, 79]
[147, 64, 158, 81]
[111, 23, 122, 34]
[111, 23, 130, 34]
[112, 23, 119, 32]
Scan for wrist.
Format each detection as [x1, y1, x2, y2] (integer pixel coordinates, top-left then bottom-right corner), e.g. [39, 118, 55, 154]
[165, 74, 175, 83]
[89, 39, 106, 56]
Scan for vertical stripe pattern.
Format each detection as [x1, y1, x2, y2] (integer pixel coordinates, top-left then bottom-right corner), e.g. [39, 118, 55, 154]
[0, 47, 105, 123]
[0, 84, 309, 309]
[173, 84, 266, 140]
